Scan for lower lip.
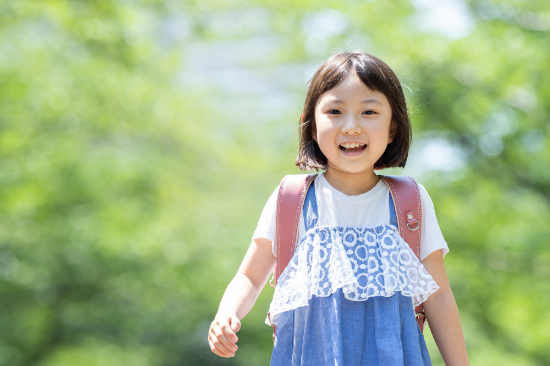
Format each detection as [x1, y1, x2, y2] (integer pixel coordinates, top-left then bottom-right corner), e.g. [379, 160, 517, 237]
[340, 147, 366, 157]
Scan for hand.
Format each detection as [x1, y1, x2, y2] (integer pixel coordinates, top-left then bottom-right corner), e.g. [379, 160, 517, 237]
[208, 314, 241, 358]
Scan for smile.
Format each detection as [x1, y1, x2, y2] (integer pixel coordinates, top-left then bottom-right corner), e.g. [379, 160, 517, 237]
[339, 142, 367, 152]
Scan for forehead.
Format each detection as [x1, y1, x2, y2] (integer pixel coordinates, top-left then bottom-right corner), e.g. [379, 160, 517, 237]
[316, 73, 390, 107]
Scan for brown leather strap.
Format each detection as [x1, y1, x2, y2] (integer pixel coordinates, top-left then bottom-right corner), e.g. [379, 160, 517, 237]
[269, 174, 316, 340]
[272, 174, 316, 287]
[379, 175, 426, 333]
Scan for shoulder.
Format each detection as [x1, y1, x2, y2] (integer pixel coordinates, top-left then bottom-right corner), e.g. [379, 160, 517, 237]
[416, 182, 436, 210]
[264, 173, 318, 204]
[263, 183, 281, 212]
[281, 173, 318, 186]
[378, 175, 430, 202]
[417, 182, 448, 258]
[416, 181, 430, 196]
[380, 175, 437, 213]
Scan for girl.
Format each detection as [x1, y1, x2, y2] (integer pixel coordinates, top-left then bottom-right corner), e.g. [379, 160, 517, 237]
[208, 52, 469, 366]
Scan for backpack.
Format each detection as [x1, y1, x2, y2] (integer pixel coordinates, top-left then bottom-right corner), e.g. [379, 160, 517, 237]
[268, 174, 426, 340]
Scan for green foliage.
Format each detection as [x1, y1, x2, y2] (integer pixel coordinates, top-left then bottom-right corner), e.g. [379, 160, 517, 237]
[0, 0, 548, 365]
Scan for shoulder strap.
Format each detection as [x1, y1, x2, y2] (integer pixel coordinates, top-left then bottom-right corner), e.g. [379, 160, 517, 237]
[271, 173, 316, 287]
[379, 175, 422, 258]
[379, 175, 426, 333]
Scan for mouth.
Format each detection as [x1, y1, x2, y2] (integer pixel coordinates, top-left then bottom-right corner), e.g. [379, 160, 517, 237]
[339, 142, 367, 152]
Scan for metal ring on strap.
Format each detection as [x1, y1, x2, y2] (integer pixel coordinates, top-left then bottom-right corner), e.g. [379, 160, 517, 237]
[407, 221, 419, 231]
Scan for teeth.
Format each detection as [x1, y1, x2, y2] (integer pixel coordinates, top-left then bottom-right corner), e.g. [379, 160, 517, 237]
[340, 142, 365, 148]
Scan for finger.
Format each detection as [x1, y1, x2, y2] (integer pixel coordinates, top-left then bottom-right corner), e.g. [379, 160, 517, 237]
[213, 323, 238, 353]
[216, 321, 239, 350]
[209, 333, 234, 357]
[208, 336, 225, 357]
[209, 340, 230, 358]
[209, 335, 232, 358]
[230, 316, 241, 334]
[220, 320, 239, 343]
[208, 325, 232, 357]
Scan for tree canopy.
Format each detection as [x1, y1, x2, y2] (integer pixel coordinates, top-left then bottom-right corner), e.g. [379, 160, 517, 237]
[0, 0, 549, 365]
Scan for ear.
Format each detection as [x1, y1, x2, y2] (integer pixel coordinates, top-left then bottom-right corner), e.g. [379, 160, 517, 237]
[388, 121, 397, 144]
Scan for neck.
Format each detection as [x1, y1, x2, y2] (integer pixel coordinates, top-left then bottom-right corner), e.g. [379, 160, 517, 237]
[324, 163, 380, 196]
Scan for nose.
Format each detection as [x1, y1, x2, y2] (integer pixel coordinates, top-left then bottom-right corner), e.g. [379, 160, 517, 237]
[341, 114, 361, 135]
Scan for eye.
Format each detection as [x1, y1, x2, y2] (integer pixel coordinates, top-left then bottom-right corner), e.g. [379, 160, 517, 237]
[363, 110, 376, 115]
[327, 109, 341, 115]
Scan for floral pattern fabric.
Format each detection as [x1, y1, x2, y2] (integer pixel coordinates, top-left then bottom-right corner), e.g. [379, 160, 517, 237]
[267, 224, 439, 326]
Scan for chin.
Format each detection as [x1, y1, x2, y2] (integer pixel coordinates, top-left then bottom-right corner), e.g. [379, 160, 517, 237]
[330, 163, 373, 174]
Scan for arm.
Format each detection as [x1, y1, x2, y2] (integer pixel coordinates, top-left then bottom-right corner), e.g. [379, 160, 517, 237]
[421, 250, 470, 366]
[208, 237, 276, 358]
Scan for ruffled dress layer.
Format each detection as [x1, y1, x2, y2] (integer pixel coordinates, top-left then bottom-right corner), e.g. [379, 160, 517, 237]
[267, 183, 439, 366]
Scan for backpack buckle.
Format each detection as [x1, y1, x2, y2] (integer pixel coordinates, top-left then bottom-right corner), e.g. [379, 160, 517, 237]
[406, 211, 419, 231]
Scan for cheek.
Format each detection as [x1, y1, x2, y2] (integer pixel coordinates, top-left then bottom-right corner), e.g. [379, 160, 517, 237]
[315, 124, 336, 144]
[316, 123, 330, 134]
[314, 116, 334, 134]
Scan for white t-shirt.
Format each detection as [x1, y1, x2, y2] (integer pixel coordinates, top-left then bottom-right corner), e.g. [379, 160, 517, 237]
[252, 173, 448, 261]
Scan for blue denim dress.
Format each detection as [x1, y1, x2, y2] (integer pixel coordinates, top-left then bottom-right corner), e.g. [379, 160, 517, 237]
[269, 183, 435, 366]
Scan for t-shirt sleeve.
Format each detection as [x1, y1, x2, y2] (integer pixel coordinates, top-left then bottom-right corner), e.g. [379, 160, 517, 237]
[418, 183, 449, 261]
[251, 183, 307, 258]
[252, 185, 279, 255]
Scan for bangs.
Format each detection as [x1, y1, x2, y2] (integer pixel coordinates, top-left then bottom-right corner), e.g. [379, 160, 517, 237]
[295, 52, 412, 172]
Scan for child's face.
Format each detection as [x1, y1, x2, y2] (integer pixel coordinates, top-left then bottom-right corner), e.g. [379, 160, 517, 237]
[312, 72, 395, 173]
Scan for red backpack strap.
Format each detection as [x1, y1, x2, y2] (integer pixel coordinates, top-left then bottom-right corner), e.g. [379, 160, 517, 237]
[379, 175, 427, 333]
[268, 174, 315, 342]
[271, 173, 317, 287]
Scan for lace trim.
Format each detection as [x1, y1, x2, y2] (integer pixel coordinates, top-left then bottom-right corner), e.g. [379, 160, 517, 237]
[266, 225, 439, 326]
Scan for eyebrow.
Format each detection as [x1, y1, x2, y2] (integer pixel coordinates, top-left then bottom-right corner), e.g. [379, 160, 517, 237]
[325, 98, 383, 106]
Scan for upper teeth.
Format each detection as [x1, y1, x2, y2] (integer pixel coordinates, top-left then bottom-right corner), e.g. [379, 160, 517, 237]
[340, 142, 365, 148]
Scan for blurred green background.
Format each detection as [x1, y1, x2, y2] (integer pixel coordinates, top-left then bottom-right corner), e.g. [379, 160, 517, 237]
[1, 0, 549, 365]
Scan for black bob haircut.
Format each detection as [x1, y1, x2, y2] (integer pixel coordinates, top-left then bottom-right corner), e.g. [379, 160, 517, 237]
[295, 52, 412, 171]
